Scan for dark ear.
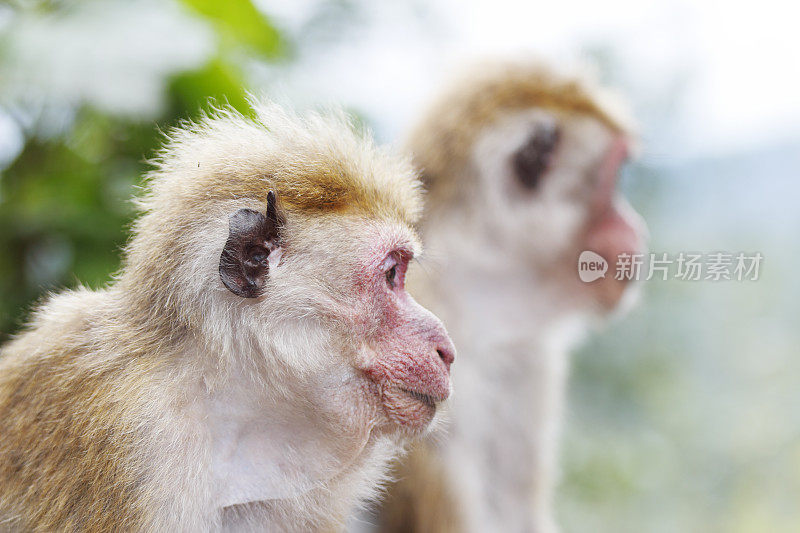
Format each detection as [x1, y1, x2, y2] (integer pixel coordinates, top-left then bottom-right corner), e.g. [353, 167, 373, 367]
[219, 191, 283, 298]
[513, 122, 560, 190]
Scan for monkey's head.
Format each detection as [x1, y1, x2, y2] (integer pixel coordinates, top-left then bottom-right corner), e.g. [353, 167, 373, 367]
[409, 60, 647, 314]
[122, 103, 454, 437]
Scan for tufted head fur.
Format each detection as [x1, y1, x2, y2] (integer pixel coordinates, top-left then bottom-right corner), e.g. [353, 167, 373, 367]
[121, 101, 423, 354]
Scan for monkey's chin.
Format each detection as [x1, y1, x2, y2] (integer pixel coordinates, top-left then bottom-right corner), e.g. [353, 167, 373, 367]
[591, 276, 636, 311]
[381, 386, 442, 433]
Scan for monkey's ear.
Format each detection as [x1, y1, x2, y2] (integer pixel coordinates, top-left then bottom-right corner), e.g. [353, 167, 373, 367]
[219, 191, 283, 298]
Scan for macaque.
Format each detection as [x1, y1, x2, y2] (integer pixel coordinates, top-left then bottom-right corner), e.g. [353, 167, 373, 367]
[378, 60, 647, 532]
[0, 102, 455, 531]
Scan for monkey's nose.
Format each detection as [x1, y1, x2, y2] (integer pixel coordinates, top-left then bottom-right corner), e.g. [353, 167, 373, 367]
[436, 343, 455, 370]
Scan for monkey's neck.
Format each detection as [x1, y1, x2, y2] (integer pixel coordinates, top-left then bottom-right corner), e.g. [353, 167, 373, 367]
[181, 357, 396, 529]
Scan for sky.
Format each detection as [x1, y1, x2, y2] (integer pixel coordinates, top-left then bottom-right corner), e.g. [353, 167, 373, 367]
[265, 0, 800, 158]
[1, 0, 799, 162]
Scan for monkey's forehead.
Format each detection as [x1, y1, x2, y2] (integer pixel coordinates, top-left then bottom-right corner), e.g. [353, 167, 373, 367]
[141, 102, 424, 226]
[210, 168, 424, 227]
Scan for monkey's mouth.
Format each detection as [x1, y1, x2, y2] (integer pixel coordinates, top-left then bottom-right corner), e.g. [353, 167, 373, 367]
[379, 385, 447, 431]
[362, 360, 451, 431]
[399, 387, 439, 409]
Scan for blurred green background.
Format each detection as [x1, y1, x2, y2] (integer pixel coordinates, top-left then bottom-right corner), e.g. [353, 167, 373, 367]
[0, 0, 282, 336]
[1, 1, 798, 532]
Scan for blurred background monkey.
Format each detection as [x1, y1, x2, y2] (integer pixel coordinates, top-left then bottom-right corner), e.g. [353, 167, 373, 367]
[0, 101, 456, 531]
[377, 60, 647, 532]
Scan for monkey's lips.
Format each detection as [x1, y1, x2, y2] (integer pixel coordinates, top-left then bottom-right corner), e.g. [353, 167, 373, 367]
[400, 387, 439, 408]
[381, 385, 447, 431]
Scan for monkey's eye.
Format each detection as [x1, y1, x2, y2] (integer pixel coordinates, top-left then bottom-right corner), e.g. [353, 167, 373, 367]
[381, 250, 411, 291]
[385, 265, 398, 289]
[513, 123, 560, 190]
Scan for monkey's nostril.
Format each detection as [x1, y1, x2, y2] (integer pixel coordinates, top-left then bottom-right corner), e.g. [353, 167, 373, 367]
[436, 347, 455, 368]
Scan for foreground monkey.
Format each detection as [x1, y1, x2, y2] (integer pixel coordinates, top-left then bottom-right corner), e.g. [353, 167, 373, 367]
[378, 60, 647, 532]
[0, 102, 455, 531]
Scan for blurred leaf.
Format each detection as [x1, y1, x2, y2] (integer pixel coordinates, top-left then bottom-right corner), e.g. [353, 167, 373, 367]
[0, 0, 292, 342]
[0, 108, 155, 340]
[179, 0, 283, 58]
[168, 57, 251, 117]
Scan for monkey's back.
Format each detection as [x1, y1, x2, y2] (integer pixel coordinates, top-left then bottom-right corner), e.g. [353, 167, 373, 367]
[0, 288, 156, 531]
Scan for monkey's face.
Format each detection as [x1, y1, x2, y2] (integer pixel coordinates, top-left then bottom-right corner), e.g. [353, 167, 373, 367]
[217, 194, 455, 436]
[469, 108, 647, 312]
[305, 219, 455, 435]
[348, 222, 456, 434]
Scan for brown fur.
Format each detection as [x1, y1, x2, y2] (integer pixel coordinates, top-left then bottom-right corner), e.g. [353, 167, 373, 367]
[0, 291, 167, 531]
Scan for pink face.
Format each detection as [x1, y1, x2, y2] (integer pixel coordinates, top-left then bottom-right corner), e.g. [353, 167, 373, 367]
[582, 136, 647, 308]
[351, 230, 455, 432]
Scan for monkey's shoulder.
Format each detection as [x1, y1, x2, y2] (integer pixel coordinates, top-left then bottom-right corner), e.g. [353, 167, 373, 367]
[2, 286, 113, 361]
[0, 287, 156, 531]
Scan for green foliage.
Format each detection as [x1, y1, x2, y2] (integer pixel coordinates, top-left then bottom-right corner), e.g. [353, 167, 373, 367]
[169, 57, 251, 117]
[0, 1, 287, 340]
[179, 0, 284, 58]
[0, 112, 151, 338]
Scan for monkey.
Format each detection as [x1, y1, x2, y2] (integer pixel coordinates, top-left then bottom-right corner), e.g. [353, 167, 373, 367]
[0, 101, 456, 532]
[376, 59, 648, 533]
